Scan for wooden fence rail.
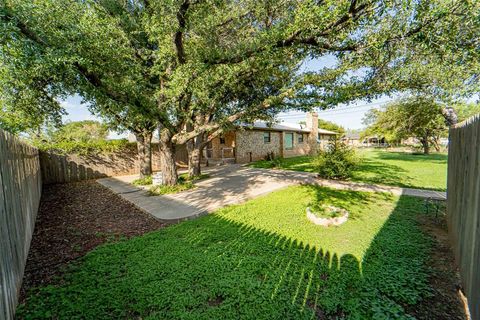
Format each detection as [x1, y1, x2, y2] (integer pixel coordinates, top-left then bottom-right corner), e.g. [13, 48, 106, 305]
[39, 144, 188, 185]
[0, 130, 42, 319]
[447, 114, 480, 320]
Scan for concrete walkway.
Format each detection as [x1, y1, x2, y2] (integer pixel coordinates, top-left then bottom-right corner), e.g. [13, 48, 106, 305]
[97, 165, 446, 223]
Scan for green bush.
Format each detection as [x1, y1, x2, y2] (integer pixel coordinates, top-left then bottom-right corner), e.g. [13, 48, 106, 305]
[149, 181, 194, 195]
[178, 173, 210, 182]
[132, 175, 153, 186]
[314, 139, 359, 179]
[35, 139, 131, 155]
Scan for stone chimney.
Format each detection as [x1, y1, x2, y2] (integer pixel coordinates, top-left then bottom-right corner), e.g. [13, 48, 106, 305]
[306, 112, 318, 154]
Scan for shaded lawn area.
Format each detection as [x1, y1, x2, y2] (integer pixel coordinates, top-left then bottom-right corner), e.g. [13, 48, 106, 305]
[18, 186, 463, 319]
[250, 149, 448, 191]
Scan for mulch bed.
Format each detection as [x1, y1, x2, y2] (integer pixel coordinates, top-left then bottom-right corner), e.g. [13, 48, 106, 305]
[412, 213, 469, 320]
[19, 180, 165, 302]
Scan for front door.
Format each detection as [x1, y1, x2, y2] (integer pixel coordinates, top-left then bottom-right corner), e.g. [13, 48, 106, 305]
[284, 132, 294, 150]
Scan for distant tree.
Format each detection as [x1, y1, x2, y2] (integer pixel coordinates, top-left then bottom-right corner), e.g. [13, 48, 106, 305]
[360, 109, 400, 144]
[318, 119, 345, 137]
[51, 120, 108, 143]
[362, 97, 447, 154]
[454, 103, 480, 123]
[300, 118, 346, 136]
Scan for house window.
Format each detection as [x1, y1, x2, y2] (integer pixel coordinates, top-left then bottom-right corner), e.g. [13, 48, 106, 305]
[263, 132, 271, 143]
[219, 135, 225, 144]
[284, 133, 294, 149]
[298, 133, 304, 143]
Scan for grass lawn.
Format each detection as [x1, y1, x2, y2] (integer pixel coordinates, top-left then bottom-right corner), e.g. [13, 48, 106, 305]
[18, 185, 457, 319]
[132, 173, 211, 195]
[250, 149, 448, 191]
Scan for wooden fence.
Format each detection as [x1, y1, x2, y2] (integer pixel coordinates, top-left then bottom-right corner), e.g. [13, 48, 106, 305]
[447, 114, 480, 319]
[40, 143, 188, 184]
[0, 130, 42, 319]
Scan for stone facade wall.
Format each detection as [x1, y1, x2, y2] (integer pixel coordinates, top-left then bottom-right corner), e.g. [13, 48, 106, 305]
[235, 130, 282, 163]
[209, 131, 236, 159]
[282, 131, 311, 158]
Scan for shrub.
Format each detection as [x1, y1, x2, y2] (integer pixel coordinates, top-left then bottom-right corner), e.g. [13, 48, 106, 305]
[314, 139, 359, 179]
[35, 139, 131, 155]
[132, 175, 153, 186]
[149, 181, 194, 195]
[264, 152, 275, 161]
[147, 173, 210, 195]
[178, 173, 210, 182]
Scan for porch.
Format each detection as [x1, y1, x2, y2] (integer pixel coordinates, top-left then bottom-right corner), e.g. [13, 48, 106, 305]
[203, 131, 237, 165]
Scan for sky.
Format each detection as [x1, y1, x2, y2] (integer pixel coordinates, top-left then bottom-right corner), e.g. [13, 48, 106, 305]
[59, 56, 392, 136]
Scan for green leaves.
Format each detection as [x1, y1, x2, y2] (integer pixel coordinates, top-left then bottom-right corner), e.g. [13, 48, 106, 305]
[17, 186, 435, 319]
[314, 138, 360, 179]
[363, 96, 448, 149]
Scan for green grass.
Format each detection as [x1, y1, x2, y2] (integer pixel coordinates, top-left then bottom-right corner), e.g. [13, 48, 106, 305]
[178, 173, 210, 182]
[18, 186, 434, 319]
[133, 173, 210, 187]
[148, 173, 211, 195]
[352, 150, 447, 191]
[149, 181, 195, 195]
[251, 149, 447, 190]
[132, 175, 153, 186]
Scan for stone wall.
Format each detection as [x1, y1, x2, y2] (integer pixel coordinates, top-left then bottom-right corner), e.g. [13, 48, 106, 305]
[209, 131, 236, 159]
[235, 130, 282, 163]
[282, 131, 311, 158]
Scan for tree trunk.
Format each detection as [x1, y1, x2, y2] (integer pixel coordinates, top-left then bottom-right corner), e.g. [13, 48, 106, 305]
[158, 126, 178, 185]
[420, 137, 430, 154]
[187, 134, 204, 179]
[442, 107, 458, 127]
[431, 137, 441, 152]
[135, 131, 153, 178]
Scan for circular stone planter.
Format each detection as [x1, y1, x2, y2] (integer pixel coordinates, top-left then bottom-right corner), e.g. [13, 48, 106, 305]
[306, 205, 349, 227]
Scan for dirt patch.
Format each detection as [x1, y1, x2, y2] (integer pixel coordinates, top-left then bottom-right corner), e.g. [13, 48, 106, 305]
[307, 300, 327, 320]
[411, 213, 468, 320]
[19, 180, 165, 301]
[207, 295, 224, 307]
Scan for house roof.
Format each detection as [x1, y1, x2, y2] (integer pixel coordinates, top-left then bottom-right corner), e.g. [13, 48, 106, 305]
[318, 128, 338, 135]
[239, 121, 311, 132]
[239, 121, 336, 134]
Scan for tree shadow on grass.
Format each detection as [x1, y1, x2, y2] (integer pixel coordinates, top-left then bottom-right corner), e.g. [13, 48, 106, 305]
[17, 191, 465, 319]
[302, 184, 393, 220]
[352, 158, 409, 187]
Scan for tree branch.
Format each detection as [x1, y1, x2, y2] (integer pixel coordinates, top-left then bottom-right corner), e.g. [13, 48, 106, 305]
[172, 87, 294, 144]
[174, 0, 190, 64]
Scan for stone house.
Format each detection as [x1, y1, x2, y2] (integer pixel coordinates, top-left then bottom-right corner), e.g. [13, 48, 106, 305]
[128, 112, 336, 165]
[206, 112, 337, 164]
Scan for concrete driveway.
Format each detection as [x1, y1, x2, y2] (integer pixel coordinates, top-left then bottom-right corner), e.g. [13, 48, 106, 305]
[98, 164, 446, 223]
[98, 165, 302, 222]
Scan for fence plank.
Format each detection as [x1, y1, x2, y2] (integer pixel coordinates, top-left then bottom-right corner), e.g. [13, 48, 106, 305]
[0, 130, 41, 319]
[447, 115, 480, 319]
[39, 143, 189, 184]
